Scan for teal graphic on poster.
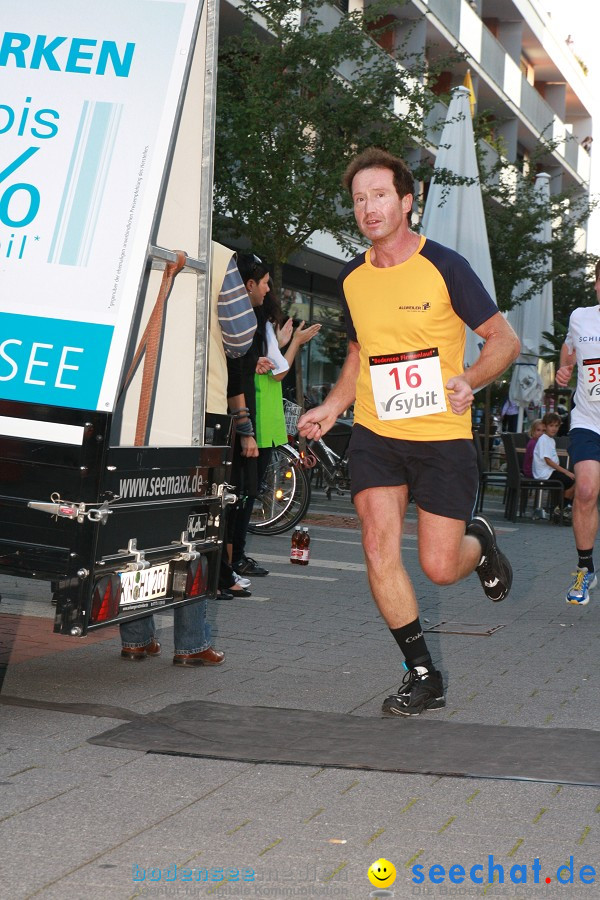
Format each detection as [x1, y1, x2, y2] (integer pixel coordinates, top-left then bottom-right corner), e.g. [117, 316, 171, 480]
[0, 312, 113, 409]
[0, 0, 201, 411]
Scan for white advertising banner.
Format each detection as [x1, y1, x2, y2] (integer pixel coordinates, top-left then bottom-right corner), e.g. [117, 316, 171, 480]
[0, 0, 202, 411]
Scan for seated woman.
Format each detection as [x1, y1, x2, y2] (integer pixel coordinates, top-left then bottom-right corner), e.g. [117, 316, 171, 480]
[523, 418, 544, 477]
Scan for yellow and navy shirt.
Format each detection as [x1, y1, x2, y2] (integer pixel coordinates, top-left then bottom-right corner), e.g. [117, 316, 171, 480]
[339, 235, 497, 441]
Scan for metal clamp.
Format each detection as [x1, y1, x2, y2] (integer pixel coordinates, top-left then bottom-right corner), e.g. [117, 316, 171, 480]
[28, 498, 85, 521]
[28, 493, 117, 525]
[218, 482, 237, 507]
[117, 538, 151, 572]
[171, 532, 201, 562]
[86, 499, 114, 524]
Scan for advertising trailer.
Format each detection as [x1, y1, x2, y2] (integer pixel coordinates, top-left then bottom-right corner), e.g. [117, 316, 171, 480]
[0, 0, 232, 636]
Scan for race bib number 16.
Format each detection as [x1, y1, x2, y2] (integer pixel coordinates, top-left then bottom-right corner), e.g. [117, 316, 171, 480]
[369, 348, 447, 420]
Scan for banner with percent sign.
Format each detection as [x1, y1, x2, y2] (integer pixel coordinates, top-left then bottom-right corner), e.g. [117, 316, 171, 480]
[0, 0, 201, 412]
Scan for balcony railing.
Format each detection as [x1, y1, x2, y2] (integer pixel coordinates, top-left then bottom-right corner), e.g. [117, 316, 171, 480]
[520, 79, 555, 139]
[480, 28, 505, 87]
[428, 0, 461, 35]
[424, 0, 587, 184]
[563, 135, 581, 173]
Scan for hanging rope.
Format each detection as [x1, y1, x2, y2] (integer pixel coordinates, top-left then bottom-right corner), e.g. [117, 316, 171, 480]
[120, 250, 187, 446]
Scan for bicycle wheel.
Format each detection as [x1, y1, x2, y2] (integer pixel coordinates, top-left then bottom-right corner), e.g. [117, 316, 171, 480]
[248, 445, 312, 535]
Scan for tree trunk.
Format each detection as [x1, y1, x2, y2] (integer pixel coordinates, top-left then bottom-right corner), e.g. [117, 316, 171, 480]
[271, 260, 283, 298]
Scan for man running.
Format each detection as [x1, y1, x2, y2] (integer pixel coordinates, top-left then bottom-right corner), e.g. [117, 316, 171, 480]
[556, 260, 600, 605]
[298, 148, 520, 716]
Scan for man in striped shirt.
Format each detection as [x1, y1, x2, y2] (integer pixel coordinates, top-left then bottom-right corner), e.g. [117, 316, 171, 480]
[207, 241, 258, 413]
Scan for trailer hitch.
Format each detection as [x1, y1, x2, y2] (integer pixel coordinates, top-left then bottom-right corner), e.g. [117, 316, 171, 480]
[28, 493, 116, 525]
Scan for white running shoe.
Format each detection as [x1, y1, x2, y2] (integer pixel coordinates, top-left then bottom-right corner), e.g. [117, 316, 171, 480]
[566, 568, 597, 605]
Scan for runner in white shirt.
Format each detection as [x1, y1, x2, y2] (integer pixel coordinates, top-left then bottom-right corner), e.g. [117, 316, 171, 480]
[556, 260, 600, 605]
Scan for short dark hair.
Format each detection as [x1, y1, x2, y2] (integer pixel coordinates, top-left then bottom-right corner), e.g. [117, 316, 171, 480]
[342, 147, 415, 203]
[235, 252, 270, 287]
[542, 412, 561, 427]
[595, 259, 600, 281]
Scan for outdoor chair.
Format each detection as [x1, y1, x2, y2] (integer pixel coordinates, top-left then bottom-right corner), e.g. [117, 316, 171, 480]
[473, 430, 507, 513]
[501, 432, 565, 523]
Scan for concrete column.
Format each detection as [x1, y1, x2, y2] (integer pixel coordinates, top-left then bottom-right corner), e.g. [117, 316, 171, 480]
[544, 83, 566, 122]
[395, 14, 426, 60]
[496, 20, 523, 67]
[546, 165, 563, 195]
[497, 117, 518, 163]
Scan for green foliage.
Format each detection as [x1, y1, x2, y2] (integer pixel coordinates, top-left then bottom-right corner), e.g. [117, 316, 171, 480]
[539, 319, 568, 363]
[472, 116, 598, 323]
[214, 0, 451, 283]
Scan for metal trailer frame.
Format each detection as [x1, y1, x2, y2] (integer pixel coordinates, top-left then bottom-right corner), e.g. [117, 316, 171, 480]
[0, 0, 232, 636]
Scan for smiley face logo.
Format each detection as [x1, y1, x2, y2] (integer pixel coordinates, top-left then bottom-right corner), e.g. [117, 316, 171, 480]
[367, 858, 396, 888]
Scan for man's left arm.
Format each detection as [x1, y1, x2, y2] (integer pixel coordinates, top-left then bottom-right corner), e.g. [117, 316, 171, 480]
[446, 312, 520, 415]
[218, 257, 257, 358]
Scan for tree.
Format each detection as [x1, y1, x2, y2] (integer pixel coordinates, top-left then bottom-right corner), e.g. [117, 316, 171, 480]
[214, 0, 454, 290]
[473, 117, 598, 323]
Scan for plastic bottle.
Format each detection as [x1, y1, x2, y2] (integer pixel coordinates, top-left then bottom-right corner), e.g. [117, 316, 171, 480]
[290, 526, 301, 564]
[298, 526, 310, 566]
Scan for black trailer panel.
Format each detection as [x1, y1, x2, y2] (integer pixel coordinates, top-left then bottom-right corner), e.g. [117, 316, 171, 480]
[0, 402, 232, 636]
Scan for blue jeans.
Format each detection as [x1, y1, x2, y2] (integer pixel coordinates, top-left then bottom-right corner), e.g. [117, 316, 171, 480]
[119, 599, 212, 655]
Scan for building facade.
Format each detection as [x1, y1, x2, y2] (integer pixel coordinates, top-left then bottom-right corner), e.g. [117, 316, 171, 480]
[219, 0, 594, 394]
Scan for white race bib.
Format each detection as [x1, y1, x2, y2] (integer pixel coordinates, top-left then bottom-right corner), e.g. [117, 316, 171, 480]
[583, 357, 600, 402]
[369, 348, 447, 420]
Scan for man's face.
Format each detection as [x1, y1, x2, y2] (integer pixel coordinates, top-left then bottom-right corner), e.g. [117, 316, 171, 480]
[351, 166, 411, 243]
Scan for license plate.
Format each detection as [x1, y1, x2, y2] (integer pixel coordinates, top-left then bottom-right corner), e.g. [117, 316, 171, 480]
[119, 563, 170, 605]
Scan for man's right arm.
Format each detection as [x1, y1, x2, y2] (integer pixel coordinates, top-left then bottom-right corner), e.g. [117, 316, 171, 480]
[297, 341, 359, 439]
[556, 341, 576, 387]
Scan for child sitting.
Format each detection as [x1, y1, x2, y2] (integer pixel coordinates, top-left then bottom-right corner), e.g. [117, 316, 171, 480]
[523, 418, 544, 477]
[533, 412, 575, 517]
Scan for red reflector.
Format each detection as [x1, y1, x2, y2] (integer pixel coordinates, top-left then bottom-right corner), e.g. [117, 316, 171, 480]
[91, 575, 121, 622]
[185, 556, 208, 598]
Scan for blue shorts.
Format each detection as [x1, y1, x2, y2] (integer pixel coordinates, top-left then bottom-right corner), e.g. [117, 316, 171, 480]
[569, 428, 600, 466]
[348, 423, 478, 521]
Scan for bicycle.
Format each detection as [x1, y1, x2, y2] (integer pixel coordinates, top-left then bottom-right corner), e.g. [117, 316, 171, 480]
[247, 441, 312, 536]
[248, 400, 351, 535]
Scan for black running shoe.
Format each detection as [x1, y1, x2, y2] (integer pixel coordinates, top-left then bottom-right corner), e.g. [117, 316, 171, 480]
[234, 556, 269, 577]
[382, 666, 445, 717]
[467, 514, 513, 602]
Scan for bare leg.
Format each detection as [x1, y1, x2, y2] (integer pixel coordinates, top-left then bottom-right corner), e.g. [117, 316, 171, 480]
[572, 460, 600, 550]
[353, 485, 417, 628]
[355, 488, 450, 717]
[417, 508, 482, 584]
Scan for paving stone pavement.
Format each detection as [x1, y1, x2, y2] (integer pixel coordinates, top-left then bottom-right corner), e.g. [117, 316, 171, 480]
[0, 489, 599, 899]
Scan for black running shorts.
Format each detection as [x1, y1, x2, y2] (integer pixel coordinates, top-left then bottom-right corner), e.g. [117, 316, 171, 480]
[569, 427, 600, 467]
[348, 423, 478, 521]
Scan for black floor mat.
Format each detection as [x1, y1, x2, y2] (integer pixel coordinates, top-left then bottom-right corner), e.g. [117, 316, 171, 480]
[88, 700, 600, 785]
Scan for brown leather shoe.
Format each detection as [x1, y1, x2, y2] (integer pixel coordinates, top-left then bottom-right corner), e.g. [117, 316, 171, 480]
[173, 646, 225, 667]
[121, 639, 161, 661]
[145, 639, 161, 656]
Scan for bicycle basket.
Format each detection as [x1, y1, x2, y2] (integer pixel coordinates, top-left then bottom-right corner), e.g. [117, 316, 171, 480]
[283, 399, 303, 435]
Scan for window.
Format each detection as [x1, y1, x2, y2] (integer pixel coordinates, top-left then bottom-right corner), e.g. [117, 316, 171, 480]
[279, 289, 347, 402]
